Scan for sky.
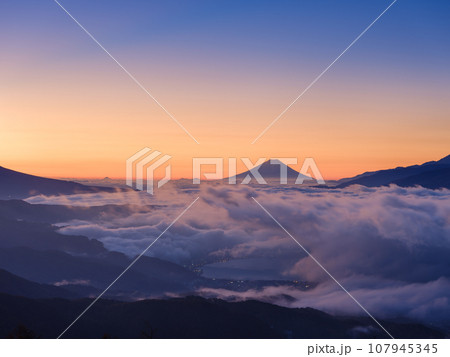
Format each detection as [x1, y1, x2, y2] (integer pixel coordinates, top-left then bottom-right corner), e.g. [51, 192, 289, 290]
[1, 0, 449, 179]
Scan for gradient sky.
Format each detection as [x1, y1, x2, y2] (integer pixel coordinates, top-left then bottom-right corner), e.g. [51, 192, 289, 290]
[1, 0, 449, 179]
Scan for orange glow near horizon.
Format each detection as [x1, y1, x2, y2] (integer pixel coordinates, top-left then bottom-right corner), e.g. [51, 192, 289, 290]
[1, 9, 449, 181]
[2, 60, 449, 181]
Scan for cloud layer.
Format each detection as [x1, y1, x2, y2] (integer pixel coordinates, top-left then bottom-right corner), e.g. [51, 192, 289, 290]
[43, 183, 450, 326]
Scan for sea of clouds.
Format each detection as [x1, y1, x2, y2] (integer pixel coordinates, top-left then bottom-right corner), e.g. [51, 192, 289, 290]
[27, 183, 450, 326]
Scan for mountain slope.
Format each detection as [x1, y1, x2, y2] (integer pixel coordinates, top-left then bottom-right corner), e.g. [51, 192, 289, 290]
[0, 269, 75, 299]
[337, 155, 450, 189]
[0, 216, 106, 255]
[0, 199, 157, 224]
[392, 167, 450, 189]
[0, 247, 203, 298]
[0, 166, 128, 199]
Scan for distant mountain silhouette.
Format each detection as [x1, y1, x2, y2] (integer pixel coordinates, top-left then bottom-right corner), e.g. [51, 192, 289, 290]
[337, 155, 450, 189]
[0, 166, 129, 199]
[229, 159, 311, 183]
[0, 294, 444, 338]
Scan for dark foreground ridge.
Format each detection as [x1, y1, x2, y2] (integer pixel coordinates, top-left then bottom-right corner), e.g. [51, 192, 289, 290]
[0, 294, 445, 339]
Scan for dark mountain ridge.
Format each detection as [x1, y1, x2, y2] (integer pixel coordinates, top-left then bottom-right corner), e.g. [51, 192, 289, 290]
[0, 166, 130, 199]
[0, 294, 444, 339]
[337, 155, 450, 189]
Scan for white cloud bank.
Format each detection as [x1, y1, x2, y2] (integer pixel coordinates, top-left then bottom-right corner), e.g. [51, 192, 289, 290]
[39, 183, 450, 325]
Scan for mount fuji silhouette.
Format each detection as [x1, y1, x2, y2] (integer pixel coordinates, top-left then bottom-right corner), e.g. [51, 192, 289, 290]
[230, 159, 312, 183]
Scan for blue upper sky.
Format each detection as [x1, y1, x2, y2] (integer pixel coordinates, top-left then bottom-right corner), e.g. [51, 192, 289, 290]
[2, 0, 450, 72]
